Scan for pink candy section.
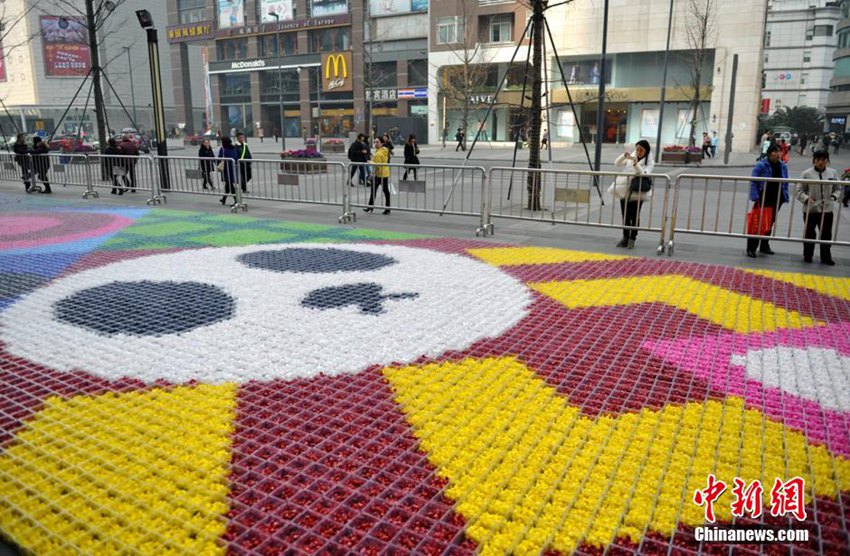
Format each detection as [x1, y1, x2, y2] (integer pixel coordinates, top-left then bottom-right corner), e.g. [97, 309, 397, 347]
[0, 216, 62, 237]
[0, 213, 134, 250]
[643, 323, 850, 458]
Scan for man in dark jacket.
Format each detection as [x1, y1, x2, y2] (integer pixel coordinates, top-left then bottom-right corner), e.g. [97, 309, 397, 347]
[348, 134, 368, 186]
[12, 134, 32, 192]
[31, 137, 52, 194]
[235, 132, 252, 193]
[119, 134, 140, 192]
[746, 144, 789, 258]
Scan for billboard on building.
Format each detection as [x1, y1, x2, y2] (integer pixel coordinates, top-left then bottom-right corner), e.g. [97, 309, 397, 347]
[39, 16, 91, 77]
[260, 0, 294, 22]
[369, 0, 427, 17]
[311, 0, 349, 17]
[322, 51, 352, 92]
[218, 0, 246, 29]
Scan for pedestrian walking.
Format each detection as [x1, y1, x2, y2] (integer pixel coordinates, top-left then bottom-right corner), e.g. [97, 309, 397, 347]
[797, 150, 841, 265]
[217, 137, 239, 206]
[235, 132, 252, 193]
[258, 127, 264, 143]
[402, 134, 420, 180]
[198, 139, 216, 190]
[103, 138, 124, 195]
[455, 127, 465, 152]
[119, 134, 140, 193]
[348, 133, 368, 186]
[746, 144, 789, 258]
[12, 133, 32, 192]
[798, 134, 808, 156]
[31, 137, 52, 194]
[711, 131, 719, 158]
[702, 132, 712, 159]
[364, 137, 391, 215]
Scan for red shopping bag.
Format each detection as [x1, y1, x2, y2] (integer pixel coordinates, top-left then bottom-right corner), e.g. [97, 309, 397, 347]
[746, 204, 774, 236]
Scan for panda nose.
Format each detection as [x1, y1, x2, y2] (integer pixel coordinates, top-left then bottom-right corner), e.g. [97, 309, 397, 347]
[302, 283, 419, 315]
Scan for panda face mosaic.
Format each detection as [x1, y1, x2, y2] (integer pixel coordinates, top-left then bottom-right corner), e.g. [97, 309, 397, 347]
[0, 243, 532, 384]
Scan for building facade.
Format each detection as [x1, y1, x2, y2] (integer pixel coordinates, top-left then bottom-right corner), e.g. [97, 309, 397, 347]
[428, 0, 767, 153]
[762, 0, 843, 115]
[0, 0, 174, 137]
[826, 0, 850, 134]
[167, 0, 429, 140]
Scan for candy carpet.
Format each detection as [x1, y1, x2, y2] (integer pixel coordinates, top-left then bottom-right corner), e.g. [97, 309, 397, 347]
[0, 198, 848, 555]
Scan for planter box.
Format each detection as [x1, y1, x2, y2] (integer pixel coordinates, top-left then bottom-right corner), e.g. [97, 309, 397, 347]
[322, 143, 345, 153]
[280, 161, 328, 174]
[662, 152, 688, 164]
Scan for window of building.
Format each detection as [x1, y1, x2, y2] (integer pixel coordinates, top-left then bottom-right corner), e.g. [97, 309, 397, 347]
[217, 39, 248, 61]
[407, 59, 428, 87]
[221, 74, 251, 98]
[178, 0, 206, 24]
[814, 25, 833, 37]
[437, 17, 464, 44]
[764, 30, 771, 47]
[370, 62, 397, 88]
[259, 33, 298, 57]
[800, 72, 808, 85]
[260, 70, 300, 98]
[308, 28, 350, 53]
[487, 14, 513, 43]
[839, 29, 850, 49]
[805, 26, 813, 40]
[803, 50, 811, 63]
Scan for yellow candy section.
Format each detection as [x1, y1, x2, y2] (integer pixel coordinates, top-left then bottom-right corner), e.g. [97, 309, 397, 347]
[384, 357, 850, 555]
[532, 275, 821, 334]
[468, 246, 630, 266]
[0, 384, 238, 555]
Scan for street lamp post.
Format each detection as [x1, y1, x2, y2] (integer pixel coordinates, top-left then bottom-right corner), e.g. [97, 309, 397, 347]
[268, 12, 286, 150]
[122, 46, 138, 128]
[135, 10, 170, 191]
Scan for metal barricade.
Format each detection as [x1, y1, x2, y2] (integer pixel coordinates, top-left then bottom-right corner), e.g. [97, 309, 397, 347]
[0, 152, 26, 188]
[152, 155, 245, 210]
[344, 162, 489, 235]
[669, 173, 849, 256]
[0, 152, 92, 195]
[87, 153, 161, 204]
[41, 153, 93, 193]
[240, 158, 347, 216]
[487, 167, 672, 254]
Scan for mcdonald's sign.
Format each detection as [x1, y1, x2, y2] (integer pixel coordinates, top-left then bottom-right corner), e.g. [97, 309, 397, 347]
[322, 51, 352, 93]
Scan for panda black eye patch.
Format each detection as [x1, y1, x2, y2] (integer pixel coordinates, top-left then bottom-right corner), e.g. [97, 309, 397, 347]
[237, 248, 397, 273]
[54, 281, 235, 336]
[302, 283, 419, 315]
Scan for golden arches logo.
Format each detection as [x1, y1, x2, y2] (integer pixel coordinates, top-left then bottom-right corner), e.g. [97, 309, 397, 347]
[325, 54, 347, 79]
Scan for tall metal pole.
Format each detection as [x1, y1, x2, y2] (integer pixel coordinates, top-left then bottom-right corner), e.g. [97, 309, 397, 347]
[723, 54, 738, 165]
[316, 66, 322, 147]
[85, 0, 108, 150]
[144, 26, 170, 190]
[123, 46, 138, 128]
[655, 0, 674, 164]
[593, 0, 609, 172]
[269, 13, 285, 149]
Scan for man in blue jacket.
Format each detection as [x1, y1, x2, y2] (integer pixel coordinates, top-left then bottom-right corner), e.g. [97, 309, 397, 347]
[747, 144, 789, 258]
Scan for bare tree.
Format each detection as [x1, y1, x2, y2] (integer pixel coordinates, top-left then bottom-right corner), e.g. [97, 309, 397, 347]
[680, 0, 717, 147]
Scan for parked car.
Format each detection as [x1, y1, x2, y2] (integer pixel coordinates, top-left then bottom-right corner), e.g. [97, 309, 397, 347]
[113, 132, 151, 153]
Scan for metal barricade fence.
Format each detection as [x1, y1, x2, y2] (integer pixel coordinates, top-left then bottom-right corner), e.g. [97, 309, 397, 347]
[487, 167, 672, 254]
[344, 162, 489, 235]
[153, 155, 243, 210]
[0, 152, 92, 194]
[240, 158, 348, 216]
[87, 153, 161, 204]
[668, 173, 849, 256]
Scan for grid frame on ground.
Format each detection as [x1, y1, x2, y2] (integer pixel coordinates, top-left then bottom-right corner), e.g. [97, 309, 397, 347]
[0, 194, 848, 555]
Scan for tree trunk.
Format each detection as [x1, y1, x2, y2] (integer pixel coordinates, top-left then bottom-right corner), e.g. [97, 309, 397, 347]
[85, 0, 108, 152]
[526, 0, 545, 211]
[689, 66, 701, 148]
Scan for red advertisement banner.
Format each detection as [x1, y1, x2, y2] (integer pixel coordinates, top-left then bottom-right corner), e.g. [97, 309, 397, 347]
[40, 15, 91, 77]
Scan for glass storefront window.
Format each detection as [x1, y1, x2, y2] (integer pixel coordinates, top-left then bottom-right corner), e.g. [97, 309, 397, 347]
[178, 0, 206, 24]
[308, 28, 350, 53]
[408, 60, 428, 87]
[259, 33, 298, 57]
[217, 39, 248, 61]
[260, 70, 300, 100]
[221, 74, 252, 98]
[835, 57, 850, 79]
[223, 104, 253, 135]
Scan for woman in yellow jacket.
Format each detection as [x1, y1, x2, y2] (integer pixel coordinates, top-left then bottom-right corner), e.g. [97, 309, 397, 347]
[365, 137, 392, 214]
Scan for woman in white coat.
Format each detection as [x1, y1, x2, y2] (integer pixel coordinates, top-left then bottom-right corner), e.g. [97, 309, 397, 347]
[608, 139, 654, 248]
